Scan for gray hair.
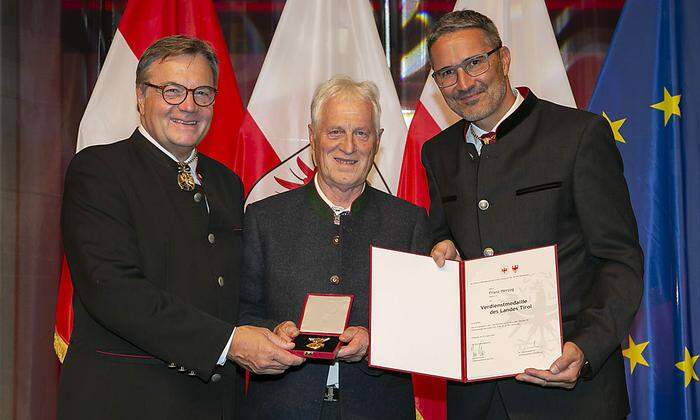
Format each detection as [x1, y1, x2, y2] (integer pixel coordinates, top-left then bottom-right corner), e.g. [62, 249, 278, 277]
[427, 10, 502, 55]
[136, 35, 219, 89]
[310, 76, 381, 133]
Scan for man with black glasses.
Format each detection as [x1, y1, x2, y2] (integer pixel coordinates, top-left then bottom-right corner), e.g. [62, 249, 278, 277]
[423, 10, 643, 420]
[58, 35, 303, 420]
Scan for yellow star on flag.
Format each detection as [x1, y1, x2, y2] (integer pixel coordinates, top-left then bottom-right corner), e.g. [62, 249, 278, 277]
[675, 347, 699, 388]
[602, 112, 627, 143]
[622, 335, 649, 374]
[650, 87, 681, 126]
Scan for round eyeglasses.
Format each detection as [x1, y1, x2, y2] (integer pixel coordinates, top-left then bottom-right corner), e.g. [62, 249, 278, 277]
[144, 82, 217, 107]
[432, 46, 502, 88]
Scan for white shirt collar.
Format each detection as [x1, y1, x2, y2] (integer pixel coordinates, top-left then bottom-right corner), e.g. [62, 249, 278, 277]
[469, 87, 524, 138]
[138, 125, 199, 182]
[314, 174, 365, 214]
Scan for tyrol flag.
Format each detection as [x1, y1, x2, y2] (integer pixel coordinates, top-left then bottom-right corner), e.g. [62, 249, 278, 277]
[588, 0, 700, 418]
[236, 0, 408, 206]
[54, 0, 245, 361]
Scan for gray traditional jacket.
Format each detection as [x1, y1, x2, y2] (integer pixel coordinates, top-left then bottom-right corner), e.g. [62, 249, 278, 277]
[239, 181, 431, 420]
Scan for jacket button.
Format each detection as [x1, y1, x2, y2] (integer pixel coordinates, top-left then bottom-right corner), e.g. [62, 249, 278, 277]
[194, 192, 203, 203]
[329, 275, 340, 285]
[217, 276, 225, 287]
[211, 373, 222, 382]
[167, 362, 177, 368]
[208, 233, 215, 244]
[177, 366, 187, 372]
[188, 370, 196, 376]
[483, 247, 494, 257]
[478, 199, 490, 211]
[332, 235, 340, 246]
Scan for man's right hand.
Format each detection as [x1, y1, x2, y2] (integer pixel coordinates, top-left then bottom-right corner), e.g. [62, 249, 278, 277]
[431, 239, 461, 267]
[228, 325, 304, 375]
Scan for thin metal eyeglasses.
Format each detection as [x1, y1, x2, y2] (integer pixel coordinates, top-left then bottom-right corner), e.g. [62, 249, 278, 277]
[143, 82, 217, 107]
[432, 45, 502, 88]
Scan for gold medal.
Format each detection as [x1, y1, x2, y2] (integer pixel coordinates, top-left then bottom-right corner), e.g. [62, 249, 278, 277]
[306, 337, 330, 350]
[177, 151, 198, 191]
[177, 165, 195, 191]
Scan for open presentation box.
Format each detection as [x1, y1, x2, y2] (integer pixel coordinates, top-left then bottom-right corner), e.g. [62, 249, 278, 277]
[291, 293, 354, 360]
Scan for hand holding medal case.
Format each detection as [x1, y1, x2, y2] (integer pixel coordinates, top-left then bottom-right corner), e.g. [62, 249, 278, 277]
[291, 293, 354, 359]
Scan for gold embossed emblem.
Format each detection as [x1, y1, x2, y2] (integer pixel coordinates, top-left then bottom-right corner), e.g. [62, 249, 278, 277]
[306, 337, 330, 350]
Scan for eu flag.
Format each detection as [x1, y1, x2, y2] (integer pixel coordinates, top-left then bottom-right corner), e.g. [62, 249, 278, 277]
[588, 0, 699, 418]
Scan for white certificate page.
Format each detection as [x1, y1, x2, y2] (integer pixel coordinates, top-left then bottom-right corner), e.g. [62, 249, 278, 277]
[464, 245, 562, 381]
[369, 246, 464, 381]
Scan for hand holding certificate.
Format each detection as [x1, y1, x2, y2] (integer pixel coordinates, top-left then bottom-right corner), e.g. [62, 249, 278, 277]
[369, 245, 563, 382]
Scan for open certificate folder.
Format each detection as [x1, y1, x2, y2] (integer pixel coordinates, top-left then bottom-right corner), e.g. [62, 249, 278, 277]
[369, 245, 563, 382]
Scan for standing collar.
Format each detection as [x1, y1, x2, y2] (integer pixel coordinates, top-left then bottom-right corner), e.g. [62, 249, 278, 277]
[468, 87, 524, 139]
[138, 125, 199, 173]
[305, 177, 370, 221]
[313, 173, 365, 214]
[461, 87, 538, 145]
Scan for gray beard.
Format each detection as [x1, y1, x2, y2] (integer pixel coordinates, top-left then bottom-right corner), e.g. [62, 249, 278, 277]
[450, 80, 507, 122]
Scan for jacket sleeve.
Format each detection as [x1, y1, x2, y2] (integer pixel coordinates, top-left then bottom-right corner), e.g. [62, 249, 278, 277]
[410, 205, 432, 256]
[567, 116, 644, 375]
[238, 204, 278, 331]
[61, 149, 234, 381]
[421, 144, 454, 248]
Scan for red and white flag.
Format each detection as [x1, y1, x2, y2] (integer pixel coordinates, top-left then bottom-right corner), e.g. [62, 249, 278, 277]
[54, 0, 245, 361]
[237, 0, 408, 205]
[401, 2, 575, 419]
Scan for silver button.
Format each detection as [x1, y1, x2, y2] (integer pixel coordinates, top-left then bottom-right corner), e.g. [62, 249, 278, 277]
[483, 247, 494, 257]
[188, 370, 196, 376]
[167, 362, 177, 368]
[211, 373, 222, 382]
[217, 276, 225, 287]
[208, 233, 215, 244]
[194, 192, 203, 203]
[177, 366, 187, 372]
[329, 275, 340, 285]
[478, 199, 490, 211]
[332, 235, 340, 246]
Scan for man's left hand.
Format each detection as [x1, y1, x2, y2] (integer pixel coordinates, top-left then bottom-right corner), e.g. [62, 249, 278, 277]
[336, 326, 369, 362]
[515, 342, 585, 389]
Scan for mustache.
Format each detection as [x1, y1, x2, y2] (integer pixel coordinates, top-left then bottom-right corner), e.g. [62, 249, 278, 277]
[452, 82, 487, 100]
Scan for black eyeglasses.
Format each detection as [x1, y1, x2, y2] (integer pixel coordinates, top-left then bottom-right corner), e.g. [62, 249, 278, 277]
[432, 46, 502, 88]
[143, 82, 217, 107]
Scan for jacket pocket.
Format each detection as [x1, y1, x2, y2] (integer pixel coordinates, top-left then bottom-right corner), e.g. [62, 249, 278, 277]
[95, 350, 163, 366]
[515, 181, 562, 196]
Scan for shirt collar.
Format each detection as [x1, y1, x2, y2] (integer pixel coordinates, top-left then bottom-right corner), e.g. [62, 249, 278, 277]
[138, 125, 198, 169]
[468, 87, 524, 139]
[314, 173, 364, 214]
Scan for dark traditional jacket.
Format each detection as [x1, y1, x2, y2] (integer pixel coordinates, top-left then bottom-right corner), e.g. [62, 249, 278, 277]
[239, 181, 431, 420]
[58, 130, 244, 419]
[422, 90, 644, 420]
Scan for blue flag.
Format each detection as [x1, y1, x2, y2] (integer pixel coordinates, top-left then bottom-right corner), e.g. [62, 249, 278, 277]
[588, 0, 700, 418]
